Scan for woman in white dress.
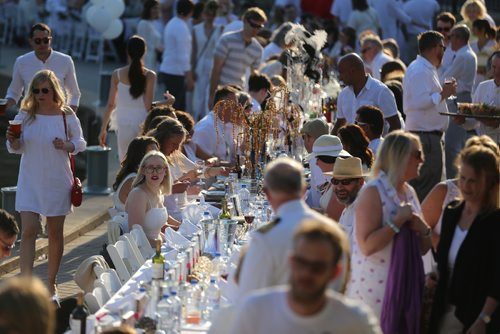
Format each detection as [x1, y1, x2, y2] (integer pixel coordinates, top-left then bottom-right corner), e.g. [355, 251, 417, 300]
[347, 0, 380, 40]
[126, 151, 175, 246]
[192, 1, 222, 121]
[136, 0, 163, 71]
[6, 69, 86, 295]
[348, 131, 431, 332]
[99, 35, 156, 162]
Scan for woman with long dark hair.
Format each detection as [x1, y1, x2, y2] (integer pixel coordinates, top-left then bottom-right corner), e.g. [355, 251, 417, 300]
[99, 35, 156, 161]
[338, 124, 374, 170]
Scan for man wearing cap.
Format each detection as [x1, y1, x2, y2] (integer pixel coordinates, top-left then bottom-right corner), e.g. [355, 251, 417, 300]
[301, 119, 329, 208]
[310, 135, 351, 221]
[326, 157, 366, 246]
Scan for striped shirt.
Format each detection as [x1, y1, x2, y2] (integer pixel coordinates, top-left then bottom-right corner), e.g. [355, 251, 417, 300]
[214, 30, 263, 88]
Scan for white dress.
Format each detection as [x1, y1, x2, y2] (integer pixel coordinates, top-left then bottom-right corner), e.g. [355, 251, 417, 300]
[192, 23, 222, 120]
[7, 111, 86, 216]
[111, 71, 148, 161]
[136, 19, 162, 71]
[143, 196, 168, 244]
[346, 175, 422, 319]
[112, 173, 137, 213]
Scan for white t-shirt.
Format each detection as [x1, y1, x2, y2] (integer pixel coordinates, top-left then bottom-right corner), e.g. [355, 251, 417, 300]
[231, 286, 382, 334]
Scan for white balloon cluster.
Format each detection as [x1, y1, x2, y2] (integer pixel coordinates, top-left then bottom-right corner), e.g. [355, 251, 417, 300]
[86, 0, 125, 40]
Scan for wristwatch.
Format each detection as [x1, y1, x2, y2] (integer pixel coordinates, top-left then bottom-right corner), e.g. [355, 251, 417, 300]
[479, 311, 491, 324]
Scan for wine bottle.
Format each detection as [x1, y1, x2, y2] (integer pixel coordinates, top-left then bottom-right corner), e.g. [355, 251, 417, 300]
[219, 199, 231, 220]
[152, 239, 165, 280]
[236, 154, 242, 179]
[70, 292, 88, 334]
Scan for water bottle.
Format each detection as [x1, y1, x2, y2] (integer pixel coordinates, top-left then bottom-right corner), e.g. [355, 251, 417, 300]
[199, 193, 207, 212]
[185, 280, 203, 325]
[238, 184, 250, 213]
[206, 276, 221, 320]
[211, 252, 222, 280]
[156, 293, 174, 332]
[170, 290, 182, 333]
[201, 211, 216, 255]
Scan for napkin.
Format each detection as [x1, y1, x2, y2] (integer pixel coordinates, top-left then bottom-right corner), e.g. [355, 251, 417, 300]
[164, 227, 191, 248]
[178, 219, 200, 238]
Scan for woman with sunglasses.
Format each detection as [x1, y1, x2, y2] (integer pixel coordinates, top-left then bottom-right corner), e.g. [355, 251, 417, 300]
[347, 131, 431, 332]
[125, 151, 176, 246]
[428, 143, 500, 333]
[6, 69, 86, 297]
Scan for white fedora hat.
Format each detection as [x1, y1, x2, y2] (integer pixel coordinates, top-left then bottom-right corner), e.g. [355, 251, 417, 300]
[309, 135, 351, 159]
[324, 157, 366, 177]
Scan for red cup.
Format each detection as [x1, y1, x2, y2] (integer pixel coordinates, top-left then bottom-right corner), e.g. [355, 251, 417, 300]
[8, 120, 22, 138]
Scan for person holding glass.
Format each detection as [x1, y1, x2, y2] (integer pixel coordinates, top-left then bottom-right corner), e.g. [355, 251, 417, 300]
[347, 131, 432, 333]
[6, 69, 86, 296]
[125, 151, 177, 246]
[428, 144, 500, 333]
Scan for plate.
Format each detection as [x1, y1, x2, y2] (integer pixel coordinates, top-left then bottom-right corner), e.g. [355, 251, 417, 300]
[439, 112, 500, 119]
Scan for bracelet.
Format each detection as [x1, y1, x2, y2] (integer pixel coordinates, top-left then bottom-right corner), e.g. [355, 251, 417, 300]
[385, 220, 400, 234]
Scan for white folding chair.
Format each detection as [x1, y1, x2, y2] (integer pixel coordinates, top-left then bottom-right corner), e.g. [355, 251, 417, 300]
[84, 285, 110, 314]
[120, 233, 145, 265]
[98, 269, 122, 296]
[130, 225, 155, 259]
[106, 243, 132, 284]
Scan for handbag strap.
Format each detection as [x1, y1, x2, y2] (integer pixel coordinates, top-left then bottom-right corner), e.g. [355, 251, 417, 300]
[62, 111, 76, 178]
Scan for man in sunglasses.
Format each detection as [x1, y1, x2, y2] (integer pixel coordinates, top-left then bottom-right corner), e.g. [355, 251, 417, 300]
[209, 7, 266, 108]
[435, 12, 457, 78]
[231, 219, 381, 334]
[4, 23, 80, 112]
[326, 157, 366, 246]
[0, 209, 19, 259]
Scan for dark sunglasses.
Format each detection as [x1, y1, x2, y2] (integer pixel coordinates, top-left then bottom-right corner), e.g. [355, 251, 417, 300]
[33, 37, 51, 45]
[331, 178, 356, 186]
[436, 27, 451, 32]
[354, 120, 370, 127]
[32, 88, 50, 95]
[247, 20, 264, 29]
[291, 255, 330, 274]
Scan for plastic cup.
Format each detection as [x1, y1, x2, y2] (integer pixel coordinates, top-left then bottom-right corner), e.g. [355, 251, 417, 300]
[8, 120, 22, 138]
[0, 99, 6, 115]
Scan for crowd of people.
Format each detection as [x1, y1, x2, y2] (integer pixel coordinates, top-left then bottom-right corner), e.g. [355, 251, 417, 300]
[1, 0, 500, 333]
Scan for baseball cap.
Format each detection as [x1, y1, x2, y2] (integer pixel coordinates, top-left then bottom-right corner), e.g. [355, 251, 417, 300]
[301, 119, 329, 139]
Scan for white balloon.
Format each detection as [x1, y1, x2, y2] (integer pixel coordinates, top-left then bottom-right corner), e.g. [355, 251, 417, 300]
[103, 0, 125, 19]
[102, 19, 123, 40]
[90, 0, 105, 5]
[85, 5, 98, 24]
[87, 5, 113, 33]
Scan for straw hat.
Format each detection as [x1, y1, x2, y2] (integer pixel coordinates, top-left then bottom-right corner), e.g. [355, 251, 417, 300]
[324, 157, 366, 178]
[309, 135, 351, 159]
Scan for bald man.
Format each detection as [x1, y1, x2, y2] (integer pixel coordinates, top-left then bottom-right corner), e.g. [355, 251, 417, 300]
[332, 53, 402, 135]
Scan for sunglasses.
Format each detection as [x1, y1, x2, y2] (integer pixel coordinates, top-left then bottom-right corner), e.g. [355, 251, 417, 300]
[354, 120, 369, 126]
[144, 165, 167, 174]
[291, 255, 330, 274]
[33, 37, 51, 45]
[331, 178, 356, 186]
[436, 27, 451, 32]
[247, 20, 264, 29]
[32, 88, 50, 95]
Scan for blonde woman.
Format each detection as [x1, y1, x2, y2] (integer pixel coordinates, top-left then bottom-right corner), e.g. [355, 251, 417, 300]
[125, 151, 179, 246]
[458, 0, 496, 43]
[6, 69, 86, 296]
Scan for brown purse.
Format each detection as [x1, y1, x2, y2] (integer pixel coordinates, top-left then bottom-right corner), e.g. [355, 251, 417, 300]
[62, 111, 82, 207]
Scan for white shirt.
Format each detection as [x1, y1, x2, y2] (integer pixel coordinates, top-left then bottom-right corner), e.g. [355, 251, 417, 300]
[371, 0, 411, 39]
[402, 0, 439, 35]
[160, 16, 191, 75]
[438, 45, 456, 80]
[6, 50, 81, 106]
[442, 44, 477, 94]
[403, 55, 449, 132]
[232, 287, 382, 334]
[337, 76, 399, 125]
[307, 157, 329, 208]
[369, 51, 393, 81]
[330, 0, 352, 27]
[339, 203, 357, 248]
[347, 8, 380, 39]
[261, 42, 282, 64]
[238, 200, 330, 299]
[251, 97, 261, 113]
[368, 137, 383, 157]
[468, 80, 500, 145]
[192, 112, 238, 161]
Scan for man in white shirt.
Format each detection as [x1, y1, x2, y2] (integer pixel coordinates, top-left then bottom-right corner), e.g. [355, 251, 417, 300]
[237, 157, 332, 299]
[402, 0, 439, 63]
[159, 0, 194, 111]
[192, 85, 241, 162]
[5, 23, 81, 111]
[443, 25, 477, 178]
[301, 119, 330, 209]
[330, 0, 352, 28]
[332, 53, 401, 135]
[355, 105, 385, 157]
[361, 35, 393, 81]
[403, 30, 456, 200]
[232, 219, 382, 334]
[248, 72, 271, 113]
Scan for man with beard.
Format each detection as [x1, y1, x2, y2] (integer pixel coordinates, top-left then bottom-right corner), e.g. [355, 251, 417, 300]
[327, 157, 365, 246]
[231, 220, 381, 334]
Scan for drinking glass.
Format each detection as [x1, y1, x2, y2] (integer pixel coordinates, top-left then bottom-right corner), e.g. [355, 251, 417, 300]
[195, 160, 206, 187]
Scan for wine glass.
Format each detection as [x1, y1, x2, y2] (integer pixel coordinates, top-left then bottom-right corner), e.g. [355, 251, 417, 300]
[444, 76, 457, 102]
[195, 160, 206, 187]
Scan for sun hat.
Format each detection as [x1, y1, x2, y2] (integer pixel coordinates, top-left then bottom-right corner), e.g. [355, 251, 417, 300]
[300, 119, 329, 139]
[324, 157, 366, 177]
[309, 134, 351, 159]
